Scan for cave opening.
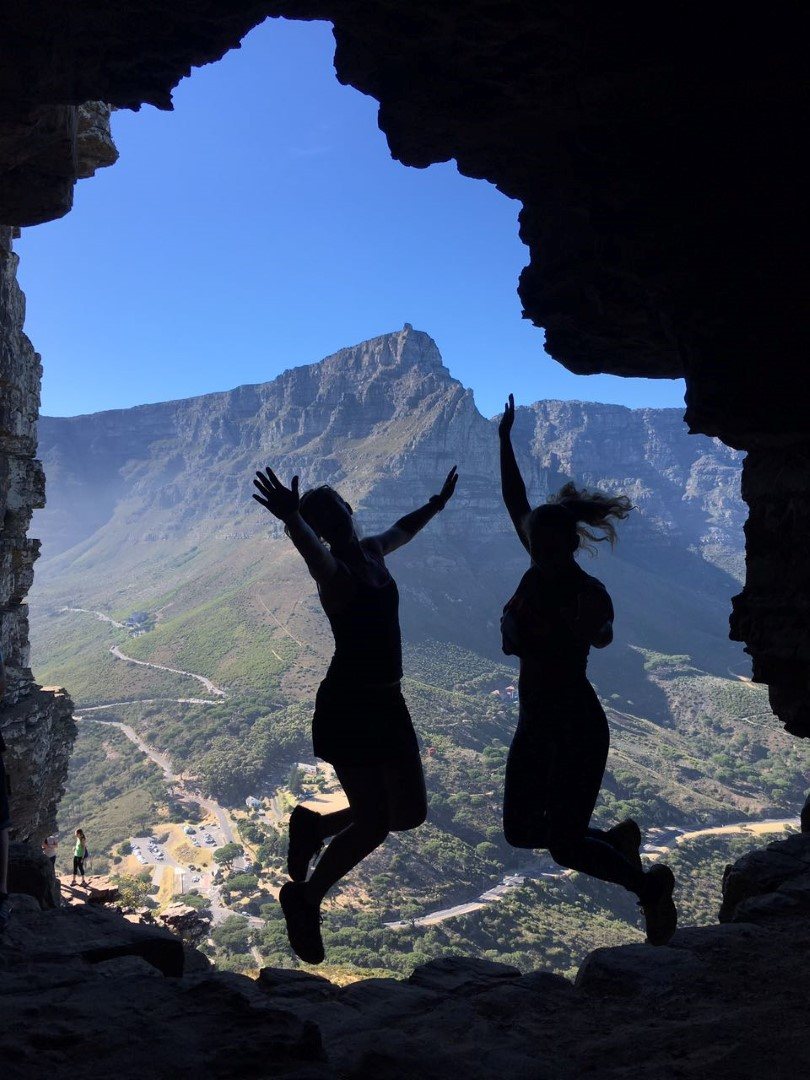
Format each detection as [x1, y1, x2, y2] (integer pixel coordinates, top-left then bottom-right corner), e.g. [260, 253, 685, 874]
[3, 4, 807, 1002]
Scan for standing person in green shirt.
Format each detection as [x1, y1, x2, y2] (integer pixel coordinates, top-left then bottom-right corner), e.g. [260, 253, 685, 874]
[71, 829, 89, 887]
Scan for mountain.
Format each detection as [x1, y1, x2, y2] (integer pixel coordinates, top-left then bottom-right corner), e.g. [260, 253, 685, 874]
[31, 324, 746, 701]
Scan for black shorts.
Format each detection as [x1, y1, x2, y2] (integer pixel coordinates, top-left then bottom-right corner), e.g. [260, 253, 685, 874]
[0, 754, 10, 833]
[312, 679, 420, 766]
[503, 680, 609, 850]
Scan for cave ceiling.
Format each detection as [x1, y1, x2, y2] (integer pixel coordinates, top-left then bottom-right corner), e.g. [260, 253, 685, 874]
[0, 1, 805, 444]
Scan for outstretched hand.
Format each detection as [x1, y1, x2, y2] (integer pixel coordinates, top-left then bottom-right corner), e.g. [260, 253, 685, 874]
[252, 468, 300, 522]
[498, 393, 515, 439]
[435, 465, 459, 508]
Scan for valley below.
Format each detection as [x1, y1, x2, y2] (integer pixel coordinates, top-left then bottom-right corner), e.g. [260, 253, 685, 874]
[30, 326, 807, 980]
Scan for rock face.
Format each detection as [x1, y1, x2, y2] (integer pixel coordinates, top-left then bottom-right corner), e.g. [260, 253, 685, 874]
[158, 902, 213, 944]
[719, 832, 810, 924]
[1, 835, 809, 1079]
[1, 226, 75, 844]
[34, 325, 745, 571]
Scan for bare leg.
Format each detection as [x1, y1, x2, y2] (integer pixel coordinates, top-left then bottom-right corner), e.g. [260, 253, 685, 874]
[549, 832, 647, 896]
[305, 764, 390, 902]
[306, 752, 426, 903]
[384, 753, 427, 831]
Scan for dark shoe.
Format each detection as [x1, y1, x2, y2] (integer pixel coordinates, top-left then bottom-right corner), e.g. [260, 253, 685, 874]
[606, 818, 643, 874]
[279, 881, 325, 965]
[287, 806, 323, 882]
[640, 864, 677, 946]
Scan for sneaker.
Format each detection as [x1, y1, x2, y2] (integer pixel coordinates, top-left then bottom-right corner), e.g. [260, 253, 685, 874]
[605, 818, 643, 874]
[0, 894, 10, 935]
[279, 881, 325, 964]
[640, 864, 677, 946]
[287, 806, 323, 882]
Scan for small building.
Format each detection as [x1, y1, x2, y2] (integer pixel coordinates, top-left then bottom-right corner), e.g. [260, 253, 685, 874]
[245, 796, 262, 809]
[295, 762, 318, 775]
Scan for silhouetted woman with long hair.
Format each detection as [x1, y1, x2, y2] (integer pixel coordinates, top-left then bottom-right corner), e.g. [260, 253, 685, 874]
[498, 395, 676, 944]
[253, 465, 458, 963]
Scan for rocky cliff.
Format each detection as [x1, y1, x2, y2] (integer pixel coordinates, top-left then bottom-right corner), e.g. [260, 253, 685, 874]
[2, 832, 809, 1078]
[34, 324, 744, 569]
[1, 226, 75, 842]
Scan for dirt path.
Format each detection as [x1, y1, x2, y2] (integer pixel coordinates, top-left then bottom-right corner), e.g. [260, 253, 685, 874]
[256, 595, 307, 649]
[77, 698, 218, 710]
[109, 644, 227, 697]
[65, 606, 228, 697]
[62, 606, 127, 629]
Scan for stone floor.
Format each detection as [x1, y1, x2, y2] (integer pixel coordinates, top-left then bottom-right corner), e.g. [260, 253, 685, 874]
[1, 834, 808, 1079]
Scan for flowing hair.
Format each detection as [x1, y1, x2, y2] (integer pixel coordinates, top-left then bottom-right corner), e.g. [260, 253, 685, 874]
[551, 481, 633, 550]
[526, 481, 633, 555]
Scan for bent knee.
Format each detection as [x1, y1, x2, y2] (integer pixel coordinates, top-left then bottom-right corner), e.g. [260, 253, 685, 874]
[548, 842, 579, 868]
[503, 823, 541, 849]
[390, 806, 427, 832]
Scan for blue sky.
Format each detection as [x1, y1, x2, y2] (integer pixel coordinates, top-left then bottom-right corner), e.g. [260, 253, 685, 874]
[17, 18, 685, 419]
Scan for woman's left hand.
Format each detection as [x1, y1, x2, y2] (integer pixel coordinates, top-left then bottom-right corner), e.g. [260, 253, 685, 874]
[435, 466, 458, 508]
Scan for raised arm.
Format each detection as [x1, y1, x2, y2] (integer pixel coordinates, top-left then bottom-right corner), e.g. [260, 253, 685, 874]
[368, 466, 458, 556]
[252, 468, 340, 585]
[498, 394, 531, 553]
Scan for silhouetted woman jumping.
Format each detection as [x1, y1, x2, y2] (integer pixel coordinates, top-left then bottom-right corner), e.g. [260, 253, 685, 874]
[253, 465, 458, 963]
[498, 395, 676, 944]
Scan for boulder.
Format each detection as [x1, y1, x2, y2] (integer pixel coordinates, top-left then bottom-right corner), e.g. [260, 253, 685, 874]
[407, 956, 521, 994]
[158, 902, 212, 943]
[720, 832, 810, 922]
[7, 841, 60, 908]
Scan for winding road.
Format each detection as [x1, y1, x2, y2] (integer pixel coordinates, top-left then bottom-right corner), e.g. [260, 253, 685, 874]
[76, 713, 246, 923]
[62, 606, 228, 696]
[385, 815, 799, 930]
[109, 645, 227, 697]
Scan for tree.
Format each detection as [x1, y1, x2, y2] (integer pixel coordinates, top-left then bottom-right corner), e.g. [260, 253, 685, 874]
[213, 842, 244, 869]
[287, 765, 304, 796]
[111, 873, 152, 908]
[211, 915, 252, 955]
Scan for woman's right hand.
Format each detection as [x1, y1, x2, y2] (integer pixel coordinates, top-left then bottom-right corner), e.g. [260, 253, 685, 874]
[252, 468, 300, 522]
[498, 393, 515, 439]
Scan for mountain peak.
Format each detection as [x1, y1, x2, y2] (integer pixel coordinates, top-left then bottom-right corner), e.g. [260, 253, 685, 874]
[316, 324, 445, 379]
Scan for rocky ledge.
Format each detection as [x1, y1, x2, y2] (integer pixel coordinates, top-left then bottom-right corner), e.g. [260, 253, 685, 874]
[1, 835, 809, 1079]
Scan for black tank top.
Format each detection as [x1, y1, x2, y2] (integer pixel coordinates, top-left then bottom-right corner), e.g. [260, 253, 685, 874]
[324, 550, 403, 686]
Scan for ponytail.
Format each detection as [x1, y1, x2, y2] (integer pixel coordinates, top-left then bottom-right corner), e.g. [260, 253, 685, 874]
[549, 481, 633, 552]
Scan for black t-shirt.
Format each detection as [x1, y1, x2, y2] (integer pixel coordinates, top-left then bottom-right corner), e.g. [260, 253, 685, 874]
[502, 563, 613, 684]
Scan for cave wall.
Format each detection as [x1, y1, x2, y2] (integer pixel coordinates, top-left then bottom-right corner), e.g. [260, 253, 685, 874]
[0, 2, 807, 736]
[0, 225, 74, 841]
